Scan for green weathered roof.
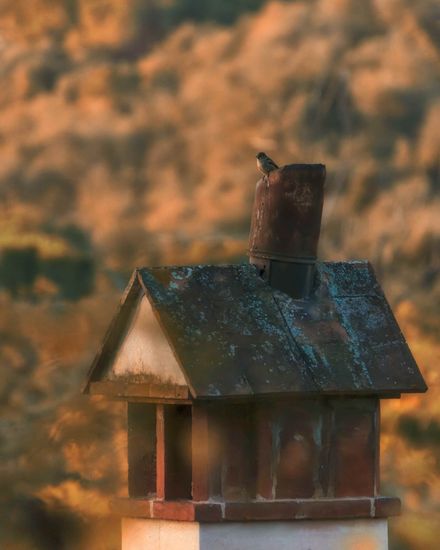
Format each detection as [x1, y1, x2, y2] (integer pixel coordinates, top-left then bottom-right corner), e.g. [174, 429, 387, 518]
[85, 262, 427, 399]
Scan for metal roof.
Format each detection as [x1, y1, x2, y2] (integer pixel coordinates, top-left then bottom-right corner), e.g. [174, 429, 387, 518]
[85, 262, 427, 399]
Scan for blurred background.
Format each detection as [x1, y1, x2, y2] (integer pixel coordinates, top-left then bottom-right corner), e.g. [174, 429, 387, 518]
[0, 0, 439, 548]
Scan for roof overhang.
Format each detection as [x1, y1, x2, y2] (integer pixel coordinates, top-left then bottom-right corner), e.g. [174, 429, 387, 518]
[84, 262, 427, 400]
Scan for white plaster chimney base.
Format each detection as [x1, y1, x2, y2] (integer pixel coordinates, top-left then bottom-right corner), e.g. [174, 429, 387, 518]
[122, 518, 388, 550]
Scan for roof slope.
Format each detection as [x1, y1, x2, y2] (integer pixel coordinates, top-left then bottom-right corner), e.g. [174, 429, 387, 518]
[85, 262, 427, 398]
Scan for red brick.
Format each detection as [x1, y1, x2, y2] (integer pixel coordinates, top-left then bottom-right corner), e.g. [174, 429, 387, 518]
[374, 402, 381, 495]
[192, 403, 210, 500]
[374, 497, 401, 517]
[127, 402, 156, 498]
[275, 402, 319, 499]
[296, 498, 371, 519]
[317, 401, 333, 496]
[110, 496, 399, 522]
[331, 399, 377, 497]
[224, 498, 373, 522]
[224, 501, 298, 521]
[255, 403, 274, 499]
[217, 404, 256, 500]
[194, 503, 223, 522]
[164, 405, 192, 499]
[153, 501, 195, 521]
[156, 404, 165, 499]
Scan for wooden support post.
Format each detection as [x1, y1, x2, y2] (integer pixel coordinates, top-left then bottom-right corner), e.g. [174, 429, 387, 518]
[156, 404, 165, 499]
[274, 402, 316, 499]
[221, 404, 256, 501]
[256, 403, 273, 500]
[127, 402, 156, 498]
[374, 400, 381, 496]
[164, 405, 192, 500]
[192, 403, 210, 501]
[332, 399, 376, 497]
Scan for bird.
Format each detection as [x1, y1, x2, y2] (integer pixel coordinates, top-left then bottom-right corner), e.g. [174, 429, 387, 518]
[256, 152, 279, 176]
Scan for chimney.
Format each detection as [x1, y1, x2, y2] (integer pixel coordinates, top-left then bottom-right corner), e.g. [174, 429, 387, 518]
[249, 163, 326, 298]
[84, 158, 427, 550]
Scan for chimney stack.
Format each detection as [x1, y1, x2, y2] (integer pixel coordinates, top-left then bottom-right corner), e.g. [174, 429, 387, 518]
[249, 163, 326, 298]
[84, 157, 427, 550]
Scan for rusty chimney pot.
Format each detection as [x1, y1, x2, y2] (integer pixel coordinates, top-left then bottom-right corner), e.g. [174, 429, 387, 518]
[248, 163, 326, 298]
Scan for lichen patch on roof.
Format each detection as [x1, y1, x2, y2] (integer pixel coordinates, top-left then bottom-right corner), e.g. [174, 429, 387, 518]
[138, 264, 317, 397]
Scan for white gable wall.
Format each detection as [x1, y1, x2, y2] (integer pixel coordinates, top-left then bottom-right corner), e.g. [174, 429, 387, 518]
[108, 295, 187, 386]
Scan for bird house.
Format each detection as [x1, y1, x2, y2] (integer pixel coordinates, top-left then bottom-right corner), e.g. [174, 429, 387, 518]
[84, 164, 427, 550]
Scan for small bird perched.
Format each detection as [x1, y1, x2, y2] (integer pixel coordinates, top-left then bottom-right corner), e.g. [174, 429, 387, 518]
[256, 152, 279, 176]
